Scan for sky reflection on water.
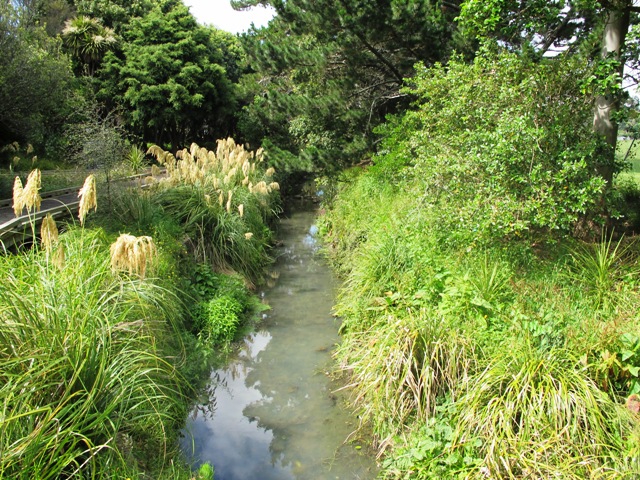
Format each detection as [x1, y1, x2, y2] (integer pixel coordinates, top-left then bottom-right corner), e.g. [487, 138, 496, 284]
[182, 205, 377, 480]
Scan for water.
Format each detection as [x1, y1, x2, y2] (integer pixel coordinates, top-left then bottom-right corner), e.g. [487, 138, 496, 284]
[182, 202, 378, 480]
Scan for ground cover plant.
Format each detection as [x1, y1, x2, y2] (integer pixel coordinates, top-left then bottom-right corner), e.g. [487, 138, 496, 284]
[0, 138, 280, 478]
[321, 50, 640, 479]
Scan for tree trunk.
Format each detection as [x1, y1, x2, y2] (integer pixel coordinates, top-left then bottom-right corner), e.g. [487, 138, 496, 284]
[593, 2, 630, 185]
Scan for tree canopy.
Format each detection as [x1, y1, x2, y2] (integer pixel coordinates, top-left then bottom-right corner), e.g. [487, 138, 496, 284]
[235, 0, 468, 172]
[0, 2, 80, 159]
[91, 0, 242, 148]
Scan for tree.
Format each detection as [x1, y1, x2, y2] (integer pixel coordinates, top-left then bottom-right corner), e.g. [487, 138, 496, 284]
[236, 0, 466, 172]
[68, 0, 156, 30]
[94, 0, 239, 148]
[457, 0, 640, 186]
[0, 2, 80, 160]
[62, 15, 116, 75]
[593, 1, 633, 184]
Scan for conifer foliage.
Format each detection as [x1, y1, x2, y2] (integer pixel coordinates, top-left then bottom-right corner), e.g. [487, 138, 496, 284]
[237, 0, 466, 172]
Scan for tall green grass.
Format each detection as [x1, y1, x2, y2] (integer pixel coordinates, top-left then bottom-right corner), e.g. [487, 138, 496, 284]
[323, 169, 640, 478]
[0, 228, 188, 478]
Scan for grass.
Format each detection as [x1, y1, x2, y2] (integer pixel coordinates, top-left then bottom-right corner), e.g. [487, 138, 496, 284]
[0, 138, 282, 479]
[615, 139, 640, 191]
[454, 344, 639, 478]
[322, 161, 640, 479]
[0, 228, 188, 478]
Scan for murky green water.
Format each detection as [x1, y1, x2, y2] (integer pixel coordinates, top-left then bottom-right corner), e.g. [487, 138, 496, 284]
[182, 202, 378, 480]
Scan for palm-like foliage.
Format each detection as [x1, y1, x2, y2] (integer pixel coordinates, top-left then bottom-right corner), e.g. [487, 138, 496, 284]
[62, 16, 116, 75]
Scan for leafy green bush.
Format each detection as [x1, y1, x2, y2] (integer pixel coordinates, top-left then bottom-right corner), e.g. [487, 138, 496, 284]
[322, 49, 640, 479]
[190, 265, 261, 349]
[376, 49, 607, 246]
[194, 295, 243, 346]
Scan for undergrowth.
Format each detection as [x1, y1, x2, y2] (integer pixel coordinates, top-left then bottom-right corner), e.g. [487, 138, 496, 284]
[321, 50, 640, 479]
[0, 138, 279, 479]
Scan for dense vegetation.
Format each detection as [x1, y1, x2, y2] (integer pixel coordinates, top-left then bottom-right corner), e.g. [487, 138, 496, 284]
[0, 0, 243, 170]
[320, 43, 640, 480]
[5, 0, 640, 478]
[0, 140, 279, 478]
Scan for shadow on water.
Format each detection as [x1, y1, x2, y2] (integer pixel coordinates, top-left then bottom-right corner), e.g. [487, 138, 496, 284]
[181, 200, 378, 480]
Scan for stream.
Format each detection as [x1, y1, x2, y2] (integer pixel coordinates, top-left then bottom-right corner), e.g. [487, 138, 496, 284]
[181, 201, 378, 480]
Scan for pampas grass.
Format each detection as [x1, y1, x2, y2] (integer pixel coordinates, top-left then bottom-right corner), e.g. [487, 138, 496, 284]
[12, 176, 23, 216]
[0, 228, 186, 479]
[78, 174, 97, 226]
[40, 213, 59, 253]
[147, 138, 280, 282]
[22, 169, 42, 212]
[12, 169, 42, 217]
[110, 233, 157, 279]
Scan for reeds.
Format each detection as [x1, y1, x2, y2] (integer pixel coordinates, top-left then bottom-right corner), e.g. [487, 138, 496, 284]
[0, 228, 186, 478]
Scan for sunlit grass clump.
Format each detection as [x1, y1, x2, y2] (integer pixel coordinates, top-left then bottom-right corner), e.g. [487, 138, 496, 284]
[323, 164, 640, 478]
[0, 228, 187, 478]
[147, 138, 280, 282]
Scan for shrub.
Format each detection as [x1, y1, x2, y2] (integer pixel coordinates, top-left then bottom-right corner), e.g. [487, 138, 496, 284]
[376, 49, 607, 246]
[194, 295, 244, 346]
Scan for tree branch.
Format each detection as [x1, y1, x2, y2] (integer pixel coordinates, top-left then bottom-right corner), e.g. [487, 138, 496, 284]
[539, 8, 574, 54]
[352, 31, 404, 84]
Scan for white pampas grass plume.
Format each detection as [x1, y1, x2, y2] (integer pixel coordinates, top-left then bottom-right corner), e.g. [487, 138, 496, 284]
[52, 243, 65, 270]
[244, 232, 253, 240]
[40, 213, 59, 253]
[147, 145, 166, 164]
[22, 169, 41, 213]
[12, 176, 23, 217]
[254, 181, 269, 195]
[238, 204, 244, 217]
[110, 234, 156, 279]
[265, 167, 275, 177]
[226, 190, 233, 213]
[78, 174, 97, 226]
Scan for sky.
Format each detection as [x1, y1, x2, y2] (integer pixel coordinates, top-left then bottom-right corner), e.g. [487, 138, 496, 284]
[182, 0, 276, 34]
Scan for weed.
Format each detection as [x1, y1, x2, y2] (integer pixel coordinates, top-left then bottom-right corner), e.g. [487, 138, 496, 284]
[567, 232, 637, 309]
